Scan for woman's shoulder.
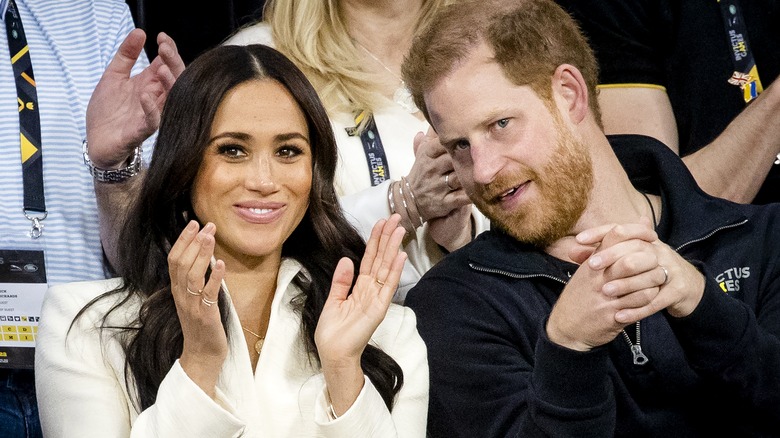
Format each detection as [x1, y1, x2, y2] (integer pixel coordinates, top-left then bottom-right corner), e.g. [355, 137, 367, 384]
[223, 22, 275, 48]
[43, 278, 139, 330]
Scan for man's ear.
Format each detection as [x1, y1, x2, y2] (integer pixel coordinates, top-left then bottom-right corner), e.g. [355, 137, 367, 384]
[553, 64, 589, 125]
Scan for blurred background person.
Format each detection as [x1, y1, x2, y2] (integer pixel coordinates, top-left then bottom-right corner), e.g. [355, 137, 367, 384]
[1, 1, 181, 436]
[557, 0, 780, 204]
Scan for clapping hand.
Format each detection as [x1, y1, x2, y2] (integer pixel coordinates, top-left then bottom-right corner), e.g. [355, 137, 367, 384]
[167, 221, 227, 398]
[315, 214, 407, 415]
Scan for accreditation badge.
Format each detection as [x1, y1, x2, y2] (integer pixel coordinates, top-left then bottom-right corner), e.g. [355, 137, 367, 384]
[0, 249, 46, 369]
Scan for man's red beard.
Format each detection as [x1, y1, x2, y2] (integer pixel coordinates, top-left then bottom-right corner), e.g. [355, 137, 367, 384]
[472, 118, 594, 248]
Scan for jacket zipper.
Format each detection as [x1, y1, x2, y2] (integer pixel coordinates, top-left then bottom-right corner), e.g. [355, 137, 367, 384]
[468, 262, 568, 285]
[468, 219, 748, 281]
[674, 219, 748, 252]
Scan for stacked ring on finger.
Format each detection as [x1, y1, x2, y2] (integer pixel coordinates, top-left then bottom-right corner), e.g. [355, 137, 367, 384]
[201, 297, 218, 307]
[186, 287, 203, 296]
[375, 279, 386, 287]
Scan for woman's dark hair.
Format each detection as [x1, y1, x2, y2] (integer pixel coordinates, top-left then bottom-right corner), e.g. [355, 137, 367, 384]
[82, 44, 403, 411]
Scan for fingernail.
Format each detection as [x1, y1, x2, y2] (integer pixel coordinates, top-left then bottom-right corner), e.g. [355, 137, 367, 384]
[603, 283, 616, 296]
[576, 232, 589, 243]
[615, 311, 628, 323]
[202, 222, 215, 233]
[589, 255, 602, 268]
[185, 220, 198, 232]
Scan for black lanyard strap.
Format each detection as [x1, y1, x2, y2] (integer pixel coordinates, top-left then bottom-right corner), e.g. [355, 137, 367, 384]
[346, 110, 391, 186]
[718, 0, 763, 104]
[4, 0, 46, 238]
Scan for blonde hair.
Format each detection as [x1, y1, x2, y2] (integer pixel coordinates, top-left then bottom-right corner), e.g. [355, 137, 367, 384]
[264, 0, 449, 116]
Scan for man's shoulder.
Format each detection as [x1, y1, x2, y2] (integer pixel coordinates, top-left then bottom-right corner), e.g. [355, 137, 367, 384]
[405, 230, 542, 308]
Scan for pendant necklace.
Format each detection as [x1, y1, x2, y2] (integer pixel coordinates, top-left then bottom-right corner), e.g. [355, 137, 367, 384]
[620, 191, 658, 366]
[242, 326, 265, 355]
[355, 41, 419, 113]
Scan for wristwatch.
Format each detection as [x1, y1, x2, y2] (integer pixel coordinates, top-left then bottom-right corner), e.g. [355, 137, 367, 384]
[82, 140, 142, 183]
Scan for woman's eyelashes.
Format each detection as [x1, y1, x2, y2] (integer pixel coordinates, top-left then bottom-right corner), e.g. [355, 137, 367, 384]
[213, 143, 306, 161]
[216, 143, 247, 158]
[276, 144, 306, 160]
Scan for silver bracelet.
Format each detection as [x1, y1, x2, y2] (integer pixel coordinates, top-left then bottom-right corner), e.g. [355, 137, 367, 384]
[82, 140, 142, 183]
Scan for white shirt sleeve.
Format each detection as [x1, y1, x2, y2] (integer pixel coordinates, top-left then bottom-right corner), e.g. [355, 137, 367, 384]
[35, 281, 245, 438]
[311, 305, 429, 437]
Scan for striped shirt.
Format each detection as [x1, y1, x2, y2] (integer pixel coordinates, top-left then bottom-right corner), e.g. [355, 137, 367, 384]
[0, 0, 148, 285]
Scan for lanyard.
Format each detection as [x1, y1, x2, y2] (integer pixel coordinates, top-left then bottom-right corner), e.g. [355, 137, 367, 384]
[346, 110, 391, 186]
[4, 0, 47, 238]
[717, 0, 763, 104]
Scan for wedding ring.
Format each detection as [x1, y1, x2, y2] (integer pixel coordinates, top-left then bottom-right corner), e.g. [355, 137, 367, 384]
[375, 279, 386, 287]
[660, 266, 670, 286]
[186, 287, 203, 296]
[201, 296, 218, 307]
[445, 173, 456, 191]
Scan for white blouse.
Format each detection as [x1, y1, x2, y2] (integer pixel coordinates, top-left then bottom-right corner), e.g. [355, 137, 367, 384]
[35, 258, 429, 437]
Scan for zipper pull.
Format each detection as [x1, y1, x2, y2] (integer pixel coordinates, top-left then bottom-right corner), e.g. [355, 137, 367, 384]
[630, 345, 649, 365]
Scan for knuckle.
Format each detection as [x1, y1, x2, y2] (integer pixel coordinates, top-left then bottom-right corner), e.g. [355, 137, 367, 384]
[612, 224, 628, 238]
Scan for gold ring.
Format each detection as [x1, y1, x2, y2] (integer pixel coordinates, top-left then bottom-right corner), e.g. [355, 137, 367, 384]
[375, 279, 386, 287]
[186, 287, 203, 296]
[201, 297, 217, 307]
[660, 266, 670, 286]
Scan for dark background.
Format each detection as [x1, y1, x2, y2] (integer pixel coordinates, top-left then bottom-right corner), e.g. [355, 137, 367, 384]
[125, 0, 267, 65]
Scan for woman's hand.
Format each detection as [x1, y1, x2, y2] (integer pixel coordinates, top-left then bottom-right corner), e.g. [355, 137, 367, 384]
[406, 129, 471, 221]
[428, 203, 473, 252]
[315, 214, 407, 416]
[167, 220, 227, 398]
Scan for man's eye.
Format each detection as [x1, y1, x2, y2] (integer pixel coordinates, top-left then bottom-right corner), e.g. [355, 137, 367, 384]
[496, 118, 509, 128]
[454, 140, 470, 150]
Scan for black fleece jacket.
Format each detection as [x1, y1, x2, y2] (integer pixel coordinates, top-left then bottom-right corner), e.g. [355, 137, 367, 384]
[406, 135, 780, 437]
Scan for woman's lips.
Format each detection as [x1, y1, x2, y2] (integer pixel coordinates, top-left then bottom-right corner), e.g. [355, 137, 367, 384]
[233, 203, 286, 224]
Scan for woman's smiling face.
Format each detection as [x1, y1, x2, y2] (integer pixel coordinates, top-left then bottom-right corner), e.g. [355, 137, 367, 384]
[191, 79, 312, 266]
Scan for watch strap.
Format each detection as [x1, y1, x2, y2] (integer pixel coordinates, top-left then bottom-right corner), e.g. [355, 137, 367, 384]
[82, 140, 142, 184]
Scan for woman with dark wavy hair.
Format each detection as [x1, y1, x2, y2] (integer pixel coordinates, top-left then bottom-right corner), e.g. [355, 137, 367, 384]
[34, 44, 428, 437]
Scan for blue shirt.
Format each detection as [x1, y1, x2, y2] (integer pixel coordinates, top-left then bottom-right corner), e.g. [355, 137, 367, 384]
[0, 0, 149, 284]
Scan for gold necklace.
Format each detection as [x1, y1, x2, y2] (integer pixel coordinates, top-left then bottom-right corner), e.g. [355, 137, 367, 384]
[242, 326, 265, 354]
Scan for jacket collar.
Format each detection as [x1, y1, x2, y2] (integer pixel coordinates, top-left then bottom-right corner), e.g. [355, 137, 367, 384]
[467, 134, 748, 276]
[609, 134, 747, 249]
